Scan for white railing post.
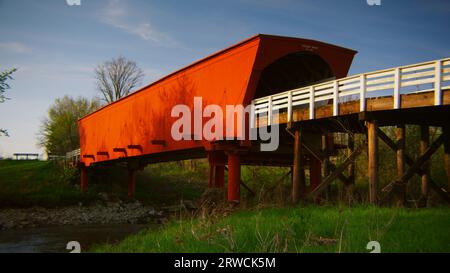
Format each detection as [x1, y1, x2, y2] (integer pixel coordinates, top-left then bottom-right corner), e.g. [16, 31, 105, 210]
[309, 86, 315, 119]
[393, 68, 401, 109]
[333, 80, 339, 116]
[435, 60, 442, 106]
[287, 91, 292, 123]
[267, 96, 272, 126]
[250, 100, 256, 129]
[360, 74, 366, 112]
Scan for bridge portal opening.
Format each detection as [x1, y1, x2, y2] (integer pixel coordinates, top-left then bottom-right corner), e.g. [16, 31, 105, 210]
[254, 52, 334, 99]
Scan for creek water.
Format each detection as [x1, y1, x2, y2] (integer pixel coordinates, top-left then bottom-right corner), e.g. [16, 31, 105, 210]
[0, 224, 150, 253]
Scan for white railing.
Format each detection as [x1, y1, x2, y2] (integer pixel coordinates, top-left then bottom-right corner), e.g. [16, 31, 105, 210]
[251, 58, 450, 127]
[66, 148, 81, 162]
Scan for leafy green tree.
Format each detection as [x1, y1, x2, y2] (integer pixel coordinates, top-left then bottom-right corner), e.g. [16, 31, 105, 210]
[0, 68, 17, 136]
[38, 96, 100, 155]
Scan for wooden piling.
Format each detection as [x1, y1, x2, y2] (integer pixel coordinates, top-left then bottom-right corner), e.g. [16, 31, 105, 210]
[208, 162, 215, 188]
[128, 169, 136, 197]
[80, 165, 88, 192]
[322, 134, 331, 200]
[227, 153, 241, 202]
[346, 133, 355, 204]
[395, 125, 406, 205]
[444, 127, 450, 190]
[420, 125, 430, 202]
[292, 128, 306, 204]
[367, 120, 379, 204]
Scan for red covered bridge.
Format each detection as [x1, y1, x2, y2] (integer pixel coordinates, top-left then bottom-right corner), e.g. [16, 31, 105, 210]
[78, 34, 450, 205]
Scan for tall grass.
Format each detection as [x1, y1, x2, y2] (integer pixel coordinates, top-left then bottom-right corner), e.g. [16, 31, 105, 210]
[93, 206, 450, 253]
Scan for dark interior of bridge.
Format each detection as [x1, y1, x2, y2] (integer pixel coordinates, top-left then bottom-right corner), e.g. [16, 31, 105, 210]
[254, 52, 335, 99]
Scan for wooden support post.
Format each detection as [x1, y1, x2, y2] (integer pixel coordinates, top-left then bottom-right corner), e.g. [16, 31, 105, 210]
[322, 134, 331, 200]
[128, 169, 136, 198]
[346, 133, 356, 204]
[292, 128, 306, 204]
[208, 162, 215, 188]
[80, 165, 88, 192]
[420, 126, 430, 204]
[444, 127, 450, 191]
[227, 153, 241, 203]
[290, 165, 294, 187]
[214, 165, 225, 188]
[395, 125, 406, 206]
[367, 120, 379, 205]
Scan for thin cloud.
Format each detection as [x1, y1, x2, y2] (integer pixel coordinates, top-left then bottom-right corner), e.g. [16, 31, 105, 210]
[99, 0, 176, 46]
[0, 42, 32, 54]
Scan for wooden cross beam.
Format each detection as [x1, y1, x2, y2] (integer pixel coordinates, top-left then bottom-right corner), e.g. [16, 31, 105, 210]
[381, 133, 448, 203]
[378, 129, 450, 198]
[328, 162, 352, 185]
[378, 128, 449, 202]
[302, 141, 325, 162]
[224, 166, 256, 196]
[266, 170, 292, 193]
[377, 128, 417, 167]
[308, 144, 365, 199]
[285, 126, 325, 162]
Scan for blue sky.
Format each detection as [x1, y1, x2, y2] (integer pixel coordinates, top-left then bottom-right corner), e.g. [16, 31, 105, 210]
[0, 0, 449, 157]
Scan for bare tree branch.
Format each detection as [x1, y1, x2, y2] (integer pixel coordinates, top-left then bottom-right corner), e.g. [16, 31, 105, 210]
[95, 56, 144, 103]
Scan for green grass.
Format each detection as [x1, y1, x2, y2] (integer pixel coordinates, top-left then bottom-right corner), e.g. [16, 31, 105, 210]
[0, 160, 97, 207]
[133, 161, 207, 205]
[93, 206, 450, 253]
[0, 159, 208, 208]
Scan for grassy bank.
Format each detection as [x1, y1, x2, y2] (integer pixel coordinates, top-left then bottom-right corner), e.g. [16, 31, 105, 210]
[0, 160, 97, 207]
[93, 206, 450, 253]
[0, 159, 207, 208]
